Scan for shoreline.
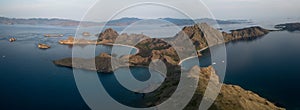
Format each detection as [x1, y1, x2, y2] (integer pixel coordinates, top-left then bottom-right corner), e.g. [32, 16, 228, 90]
[59, 39, 140, 55]
[178, 46, 209, 65]
[100, 43, 140, 55]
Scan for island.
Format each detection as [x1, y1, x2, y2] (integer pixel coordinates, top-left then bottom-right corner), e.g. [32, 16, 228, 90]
[53, 23, 283, 109]
[275, 23, 300, 32]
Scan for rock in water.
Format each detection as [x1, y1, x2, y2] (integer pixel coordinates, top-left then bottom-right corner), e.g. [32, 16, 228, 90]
[97, 28, 119, 43]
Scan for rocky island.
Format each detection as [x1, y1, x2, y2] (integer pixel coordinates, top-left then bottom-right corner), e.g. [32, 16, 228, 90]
[275, 23, 300, 32]
[53, 23, 283, 109]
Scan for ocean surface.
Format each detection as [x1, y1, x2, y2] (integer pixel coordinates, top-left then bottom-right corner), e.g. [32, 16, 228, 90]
[200, 31, 300, 109]
[0, 18, 300, 110]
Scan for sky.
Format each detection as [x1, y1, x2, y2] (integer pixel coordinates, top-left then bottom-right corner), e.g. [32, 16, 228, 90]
[0, 0, 299, 22]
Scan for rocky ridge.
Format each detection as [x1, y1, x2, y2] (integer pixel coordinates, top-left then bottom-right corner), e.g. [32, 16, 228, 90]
[55, 23, 271, 73]
[145, 66, 284, 110]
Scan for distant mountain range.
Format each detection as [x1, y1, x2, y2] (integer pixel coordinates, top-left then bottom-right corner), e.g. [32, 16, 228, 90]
[0, 17, 100, 26]
[0, 17, 252, 27]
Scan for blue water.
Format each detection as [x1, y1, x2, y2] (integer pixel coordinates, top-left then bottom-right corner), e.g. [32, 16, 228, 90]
[223, 31, 300, 109]
[1, 24, 300, 110]
[192, 31, 300, 110]
[0, 24, 147, 109]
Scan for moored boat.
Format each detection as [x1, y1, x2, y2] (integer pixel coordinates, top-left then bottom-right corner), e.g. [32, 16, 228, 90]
[38, 43, 51, 49]
[9, 38, 16, 42]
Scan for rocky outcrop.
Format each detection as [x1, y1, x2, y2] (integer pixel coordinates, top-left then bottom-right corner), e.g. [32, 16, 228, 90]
[145, 66, 285, 110]
[176, 23, 224, 50]
[97, 28, 119, 43]
[275, 23, 300, 32]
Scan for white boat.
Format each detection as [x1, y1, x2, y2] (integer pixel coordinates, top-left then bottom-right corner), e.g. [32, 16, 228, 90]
[9, 38, 16, 42]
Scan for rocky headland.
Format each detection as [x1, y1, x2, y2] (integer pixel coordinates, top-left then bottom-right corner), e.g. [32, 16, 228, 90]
[222, 26, 269, 42]
[145, 66, 284, 110]
[53, 23, 284, 109]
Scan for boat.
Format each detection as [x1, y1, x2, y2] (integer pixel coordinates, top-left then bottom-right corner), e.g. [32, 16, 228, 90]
[38, 43, 51, 49]
[9, 38, 16, 42]
[82, 32, 91, 36]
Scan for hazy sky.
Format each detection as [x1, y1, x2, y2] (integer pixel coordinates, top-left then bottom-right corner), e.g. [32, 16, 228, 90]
[0, 0, 299, 21]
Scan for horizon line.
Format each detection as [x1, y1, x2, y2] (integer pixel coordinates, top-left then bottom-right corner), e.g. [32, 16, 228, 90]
[0, 16, 252, 22]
